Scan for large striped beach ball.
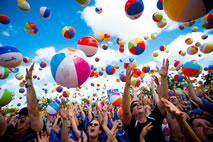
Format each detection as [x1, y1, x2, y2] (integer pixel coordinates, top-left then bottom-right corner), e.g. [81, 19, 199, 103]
[156, 18, 167, 28]
[46, 103, 59, 116]
[142, 65, 150, 73]
[62, 26, 75, 39]
[77, 36, 98, 57]
[133, 68, 141, 78]
[128, 38, 145, 55]
[175, 88, 184, 95]
[200, 42, 213, 54]
[24, 22, 38, 35]
[120, 73, 126, 82]
[63, 90, 70, 97]
[23, 57, 30, 63]
[105, 65, 116, 75]
[39, 6, 51, 19]
[93, 31, 104, 42]
[174, 60, 183, 68]
[110, 92, 122, 107]
[187, 46, 198, 55]
[50, 48, 91, 88]
[201, 12, 213, 29]
[131, 79, 140, 87]
[174, 74, 183, 82]
[0, 67, 9, 80]
[15, 73, 24, 80]
[17, 0, 30, 12]
[0, 46, 23, 68]
[125, 0, 144, 20]
[0, 14, 10, 24]
[0, 88, 12, 106]
[152, 11, 163, 22]
[182, 60, 202, 77]
[163, 0, 212, 22]
[76, 0, 90, 6]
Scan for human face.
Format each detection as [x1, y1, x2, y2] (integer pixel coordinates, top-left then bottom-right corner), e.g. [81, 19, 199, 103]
[169, 96, 178, 105]
[117, 119, 123, 129]
[87, 120, 102, 137]
[17, 115, 30, 131]
[192, 118, 213, 142]
[132, 101, 144, 116]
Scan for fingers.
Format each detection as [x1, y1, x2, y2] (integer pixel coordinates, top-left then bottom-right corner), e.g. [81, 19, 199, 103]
[36, 132, 40, 141]
[156, 66, 159, 72]
[29, 63, 35, 72]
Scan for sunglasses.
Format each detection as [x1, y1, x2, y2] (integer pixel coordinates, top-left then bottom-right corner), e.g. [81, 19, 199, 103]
[88, 123, 99, 127]
[132, 102, 143, 108]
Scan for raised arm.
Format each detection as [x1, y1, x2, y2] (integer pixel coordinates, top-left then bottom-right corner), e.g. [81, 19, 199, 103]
[59, 105, 69, 142]
[25, 63, 43, 132]
[156, 59, 169, 114]
[122, 66, 133, 125]
[78, 104, 85, 120]
[149, 80, 159, 103]
[87, 101, 92, 121]
[0, 108, 7, 136]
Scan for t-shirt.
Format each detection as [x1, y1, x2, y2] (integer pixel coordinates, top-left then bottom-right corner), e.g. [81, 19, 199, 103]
[201, 98, 213, 114]
[49, 130, 61, 142]
[59, 129, 83, 141]
[162, 123, 170, 142]
[116, 128, 130, 142]
[124, 105, 166, 142]
[0, 122, 46, 142]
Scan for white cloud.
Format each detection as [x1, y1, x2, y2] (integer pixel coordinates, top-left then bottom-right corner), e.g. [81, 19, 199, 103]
[165, 20, 179, 31]
[32, 46, 56, 62]
[2, 31, 10, 36]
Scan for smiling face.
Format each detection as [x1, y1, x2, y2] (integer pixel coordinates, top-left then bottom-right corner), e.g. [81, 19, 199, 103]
[169, 96, 179, 105]
[192, 118, 213, 142]
[17, 115, 31, 131]
[131, 101, 145, 116]
[117, 119, 123, 129]
[87, 120, 102, 137]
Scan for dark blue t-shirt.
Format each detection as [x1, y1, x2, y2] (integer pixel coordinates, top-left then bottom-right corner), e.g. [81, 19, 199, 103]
[116, 128, 130, 142]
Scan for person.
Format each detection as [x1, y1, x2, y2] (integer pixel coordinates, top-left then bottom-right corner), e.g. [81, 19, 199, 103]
[0, 63, 45, 142]
[122, 59, 169, 142]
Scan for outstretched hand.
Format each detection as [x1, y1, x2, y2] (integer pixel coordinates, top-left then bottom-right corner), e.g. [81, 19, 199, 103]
[107, 121, 118, 142]
[59, 105, 68, 120]
[156, 59, 169, 78]
[25, 63, 35, 81]
[140, 122, 153, 139]
[183, 76, 196, 84]
[34, 131, 49, 142]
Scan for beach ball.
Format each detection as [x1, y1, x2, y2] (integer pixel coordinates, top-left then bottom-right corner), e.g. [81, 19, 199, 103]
[0, 88, 12, 106]
[124, 58, 137, 69]
[195, 42, 201, 47]
[76, 0, 90, 6]
[175, 88, 183, 95]
[152, 11, 163, 22]
[179, 50, 186, 56]
[174, 60, 183, 68]
[56, 86, 63, 93]
[182, 20, 196, 27]
[95, 6, 102, 14]
[174, 74, 183, 82]
[102, 44, 108, 50]
[95, 57, 99, 62]
[17, 103, 21, 106]
[142, 66, 150, 73]
[0, 46, 23, 68]
[201, 34, 208, 40]
[204, 67, 208, 71]
[17, 0, 30, 12]
[201, 12, 213, 29]
[62, 26, 75, 39]
[117, 108, 123, 119]
[160, 45, 166, 51]
[98, 71, 103, 76]
[116, 78, 120, 83]
[50, 48, 91, 88]
[24, 22, 38, 35]
[93, 31, 104, 42]
[104, 34, 111, 42]
[182, 60, 202, 77]
[144, 35, 149, 40]
[105, 65, 115, 75]
[77, 36, 98, 57]
[0, 66, 9, 80]
[46, 103, 59, 116]
[208, 64, 213, 71]
[44, 82, 48, 86]
[200, 42, 213, 54]
[168, 90, 176, 96]
[0, 14, 10, 24]
[151, 33, 156, 40]
[157, 18, 167, 28]
[163, 0, 212, 22]
[185, 38, 193, 45]
[117, 38, 124, 45]
[110, 92, 122, 107]
[119, 46, 124, 53]
[128, 38, 145, 55]
[152, 52, 158, 57]
[120, 74, 126, 82]
[19, 88, 25, 93]
[125, 0, 144, 20]
[178, 25, 184, 30]
[131, 79, 140, 87]
[191, 26, 198, 32]
[115, 64, 120, 69]
[39, 6, 51, 19]
[133, 68, 141, 78]
[55, 98, 61, 104]
[157, 0, 163, 10]
[15, 73, 24, 80]
[23, 57, 30, 63]
[63, 90, 70, 97]
[40, 61, 47, 68]
[187, 46, 198, 55]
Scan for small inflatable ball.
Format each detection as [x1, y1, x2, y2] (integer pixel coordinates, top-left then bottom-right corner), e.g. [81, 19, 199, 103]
[201, 34, 208, 40]
[15, 73, 24, 80]
[157, 0, 163, 10]
[152, 51, 158, 57]
[119, 74, 126, 82]
[116, 38, 124, 45]
[0, 88, 12, 106]
[191, 26, 198, 32]
[39, 6, 51, 19]
[98, 71, 103, 76]
[157, 18, 167, 28]
[179, 50, 186, 56]
[200, 42, 213, 54]
[55, 98, 61, 104]
[116, 78, 120, 83]
[125, 0, 144, 20]
[174, 74, 183, 82]
[62, 26, 75, 39]
[185, 38, 193, 45]
[105, 65, 115, 75]
[0, 14, 10, 24]
[102, 44, 108, 50]
[152, 11, 163, 22]
[133, 68, 141, 78]
[142, 66, 150, 73]
[104, 34, 111, 42]
[201, 12, 213, 29]
[19, 88, 25, 93]
[144, 35, 149, 40]
[119, 46, 124, 53]
[128, 38, 145, 55]
[63, 90, 70, 97]
[95, 57, 99, 62]
[160, 45, 166, 51]
[187, 46, 198, 55]
[182, 20, 196, 27]
[46, 103, 59, 116]
[151, 33, 157, 40]
[24, 22, 38, 35]
[168, 90, 176, 96]
[17, 0, 30, 12]
[117, 108, 123, 119]
[174, 60, 183, 68]
[115, 64, 120, 69]
[23, 57, 30, 63]
[182, 60, 202, 77]
[19, 82, 25, 87]
[110, 92, 122, 107]
[208, 64, 213, 71]
[76, 0, 90, 6]
[17, 103, 21, 106]
[178, 25, 184, 30]
[195, 42, 201, 47]
[50, 48, 91, 88]
[93, 31, 104, 42]
[95, 6, 102, 14]
[131, 79, 140, 87]
[0, 46, 23, 68]
[124, 58, 137, 69]
[39, 61, 47, 68]
[204, 67, 208, 71]
[56, 86, 63, 93]
[0, 67, 9, 80]
[163, 0, 212, 22]
[175, 88, 183, 95]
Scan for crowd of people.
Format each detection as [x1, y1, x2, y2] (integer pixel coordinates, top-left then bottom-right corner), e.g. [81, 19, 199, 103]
[0, 59, 213, 142]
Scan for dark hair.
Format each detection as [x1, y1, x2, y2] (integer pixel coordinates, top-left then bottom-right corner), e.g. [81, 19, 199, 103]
[19, 107, 28, 116]
[188, 116, 213, 130]
[86, 119, 103, 142]
[130, 100, 141, 112]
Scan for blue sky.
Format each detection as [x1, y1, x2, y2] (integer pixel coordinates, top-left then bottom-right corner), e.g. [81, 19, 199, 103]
[0, 0, 212, 108]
